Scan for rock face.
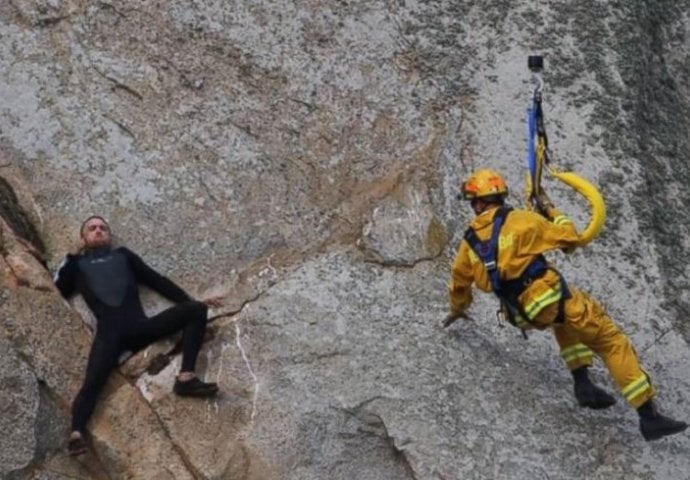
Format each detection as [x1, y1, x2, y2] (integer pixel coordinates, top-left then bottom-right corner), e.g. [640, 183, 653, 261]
[0, 335, 38, 474]
[2, 1, 690, 479]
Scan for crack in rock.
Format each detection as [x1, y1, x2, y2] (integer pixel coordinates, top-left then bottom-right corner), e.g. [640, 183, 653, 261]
[0, 176, 45, 258]
[329, 398, 418, 480]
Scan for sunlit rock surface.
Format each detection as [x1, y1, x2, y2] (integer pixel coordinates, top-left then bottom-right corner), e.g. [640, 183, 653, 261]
[2, 1, 689, 478]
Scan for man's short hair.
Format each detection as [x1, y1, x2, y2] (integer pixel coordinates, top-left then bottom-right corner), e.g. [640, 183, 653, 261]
[80, 215, 110, 237]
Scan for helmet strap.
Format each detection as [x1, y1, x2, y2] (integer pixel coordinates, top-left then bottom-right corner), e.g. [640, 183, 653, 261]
[471, 196, 504, 215]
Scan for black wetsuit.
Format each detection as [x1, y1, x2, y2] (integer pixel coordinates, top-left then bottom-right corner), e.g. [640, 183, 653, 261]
[54, 246, 208, 433]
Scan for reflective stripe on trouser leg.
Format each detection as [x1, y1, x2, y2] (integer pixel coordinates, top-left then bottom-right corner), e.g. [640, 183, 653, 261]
[554, 287, 656, 408]
[534, 300, 594, 370]
[558, 342, 594, 370]
[621, 372, 654, 406]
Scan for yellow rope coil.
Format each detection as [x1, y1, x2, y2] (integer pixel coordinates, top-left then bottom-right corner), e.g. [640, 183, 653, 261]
[550, 170, 606, 246]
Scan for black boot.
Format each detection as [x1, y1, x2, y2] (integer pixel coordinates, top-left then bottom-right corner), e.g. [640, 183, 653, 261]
[572, 367, 617, 409]
[67, 433, 87, 456]
[638, 400, 688, 441]
[173, 376, 219, 397]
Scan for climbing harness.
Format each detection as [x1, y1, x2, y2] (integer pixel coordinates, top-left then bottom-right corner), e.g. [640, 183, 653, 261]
[463, 206, 571, 338]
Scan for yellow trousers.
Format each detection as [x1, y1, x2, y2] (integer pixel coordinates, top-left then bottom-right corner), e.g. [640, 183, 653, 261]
[533, 287, 655, 408]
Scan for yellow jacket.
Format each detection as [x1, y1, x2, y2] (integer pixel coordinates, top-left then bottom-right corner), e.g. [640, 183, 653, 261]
[449, 206, 581, 327]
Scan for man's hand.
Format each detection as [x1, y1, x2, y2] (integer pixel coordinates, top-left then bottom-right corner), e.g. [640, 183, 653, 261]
[442, 312, 467, 328]
[533, 189, 555, 218]
[202, 295, 225, 309]
[68, 238, 85, 255]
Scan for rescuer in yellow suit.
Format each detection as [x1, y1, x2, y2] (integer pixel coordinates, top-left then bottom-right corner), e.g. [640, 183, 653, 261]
[446, 168, 687, 441]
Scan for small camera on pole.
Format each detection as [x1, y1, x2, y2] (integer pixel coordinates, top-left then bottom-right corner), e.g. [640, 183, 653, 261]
[528, 55, 544, 72]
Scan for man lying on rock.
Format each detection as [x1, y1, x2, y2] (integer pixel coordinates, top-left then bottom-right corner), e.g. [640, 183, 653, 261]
[54, 215, 224, 456]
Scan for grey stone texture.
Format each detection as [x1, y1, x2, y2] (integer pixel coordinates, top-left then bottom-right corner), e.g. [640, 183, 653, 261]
[1, 0, 690, 479]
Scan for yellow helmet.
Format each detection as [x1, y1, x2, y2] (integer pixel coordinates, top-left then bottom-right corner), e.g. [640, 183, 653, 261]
[461, 169, 508, 200]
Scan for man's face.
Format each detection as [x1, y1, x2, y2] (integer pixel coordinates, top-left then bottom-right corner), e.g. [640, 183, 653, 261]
[81, 217, 112, 248]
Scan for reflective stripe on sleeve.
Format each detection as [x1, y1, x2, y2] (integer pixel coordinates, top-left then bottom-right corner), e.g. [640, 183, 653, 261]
[553, 215, 573, 226]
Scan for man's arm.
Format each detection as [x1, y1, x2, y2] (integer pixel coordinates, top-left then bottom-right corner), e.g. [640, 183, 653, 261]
[535, 190, 580, 252]
[120, 247, 193, 303]
[53, 255, 78, 299]
[448, 240, 475, 320]
[534, 206, 581, 252]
